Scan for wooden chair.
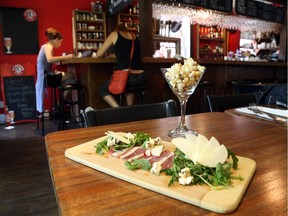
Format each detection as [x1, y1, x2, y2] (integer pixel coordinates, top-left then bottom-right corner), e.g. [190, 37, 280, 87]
[207, 93, 258, 112]
[81, 100, 178, 127]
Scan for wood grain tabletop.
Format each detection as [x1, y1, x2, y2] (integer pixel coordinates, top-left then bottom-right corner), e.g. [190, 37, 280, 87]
[45, 112, 287, 216]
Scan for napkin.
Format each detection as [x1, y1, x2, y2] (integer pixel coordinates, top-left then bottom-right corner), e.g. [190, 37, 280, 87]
[235, 106, 288, 121]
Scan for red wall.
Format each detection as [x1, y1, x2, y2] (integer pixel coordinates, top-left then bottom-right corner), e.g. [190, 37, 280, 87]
[0, 0, 105, 66]
[227, 30, 241, 53]
[0, 0, 105, 110]
[1, 0, 240, 64]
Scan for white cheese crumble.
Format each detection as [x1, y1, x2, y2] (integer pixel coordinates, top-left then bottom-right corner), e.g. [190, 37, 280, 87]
[126, 132, 136, 141]
[178, 167, 193, 185]
[150, 162, 162, 176]
[107, 137, 117, 147]
[144, 137, 162, 149]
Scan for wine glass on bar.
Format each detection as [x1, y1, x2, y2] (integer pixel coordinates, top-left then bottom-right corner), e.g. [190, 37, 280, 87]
[161, 58, 205, 137]
[9, 110, 15, 124]
[4, 37, 13, 54]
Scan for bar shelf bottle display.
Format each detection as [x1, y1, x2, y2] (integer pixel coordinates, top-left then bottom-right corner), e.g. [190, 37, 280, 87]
[197, 25, 227, 60]
[72, 10, 107, 56]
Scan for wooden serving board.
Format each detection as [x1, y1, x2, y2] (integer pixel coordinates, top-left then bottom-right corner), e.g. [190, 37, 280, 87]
[65, 135, 256, 214]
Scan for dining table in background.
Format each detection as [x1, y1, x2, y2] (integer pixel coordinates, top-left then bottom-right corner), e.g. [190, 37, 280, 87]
[225, 106, 288, 126]
[45, 112, 287, 216]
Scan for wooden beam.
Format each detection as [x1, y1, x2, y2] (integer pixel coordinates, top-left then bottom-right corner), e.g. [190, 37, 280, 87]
[138, 0, 154, 57]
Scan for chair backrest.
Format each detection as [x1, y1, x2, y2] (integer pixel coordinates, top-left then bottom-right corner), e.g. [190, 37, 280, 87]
[82, 100, 178, 127]
[207, 93, 258, 112]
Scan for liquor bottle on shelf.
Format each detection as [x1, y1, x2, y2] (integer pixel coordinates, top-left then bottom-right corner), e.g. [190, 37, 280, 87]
[197, 25, 227, 60]
[72, 9, 107, 56]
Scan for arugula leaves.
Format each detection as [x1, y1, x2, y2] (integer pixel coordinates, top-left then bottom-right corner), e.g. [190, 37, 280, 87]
[96, 139, 110, 155]
[125, 159, 151, 171]
[164, 149, 243, 189]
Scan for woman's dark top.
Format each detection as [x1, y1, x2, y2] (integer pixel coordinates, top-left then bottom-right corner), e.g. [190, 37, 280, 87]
[113, 32, 145, 70]
[99, 31, 146, 97]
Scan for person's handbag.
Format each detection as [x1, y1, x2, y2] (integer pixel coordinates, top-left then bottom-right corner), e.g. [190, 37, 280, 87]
[44, 70, 62, 88]
[108, 34, 135, 95]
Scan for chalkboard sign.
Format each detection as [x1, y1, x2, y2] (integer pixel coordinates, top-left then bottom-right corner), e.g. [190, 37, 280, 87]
[158, 0, 233, 13]
[3, 76, 36, 123]
[235, 0, 286, 23]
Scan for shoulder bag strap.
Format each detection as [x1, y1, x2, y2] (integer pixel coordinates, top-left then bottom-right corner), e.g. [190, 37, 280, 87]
[128, 33, 135, 70]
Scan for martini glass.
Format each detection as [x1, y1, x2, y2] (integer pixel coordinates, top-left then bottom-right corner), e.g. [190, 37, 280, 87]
[161, 66, 205, 137]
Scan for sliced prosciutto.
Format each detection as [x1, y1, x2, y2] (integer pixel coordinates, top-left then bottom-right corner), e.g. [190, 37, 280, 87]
[110, 144, 175, 171]
[159, 153, 174, 169]
[121, 147, 147, 162]
[148, 150, 172, 165]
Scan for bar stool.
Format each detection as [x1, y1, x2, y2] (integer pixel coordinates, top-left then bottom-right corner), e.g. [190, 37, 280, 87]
[119, 84, 147, 106]
[36, 72, 62, 136]
[58, 83, 85, 130]
[224, 80, 256, 94]
[198, 80, 216, 112]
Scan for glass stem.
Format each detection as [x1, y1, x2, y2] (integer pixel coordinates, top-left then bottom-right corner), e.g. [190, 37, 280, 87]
[179, 97, 188, 129]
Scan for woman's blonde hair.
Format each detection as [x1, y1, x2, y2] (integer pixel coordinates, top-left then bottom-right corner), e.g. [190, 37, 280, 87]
[45, 27, 63, 40]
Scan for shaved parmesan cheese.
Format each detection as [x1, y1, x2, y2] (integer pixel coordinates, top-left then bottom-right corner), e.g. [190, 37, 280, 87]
[145, 149, 151, 156]
[197, 145, 228, 167]
[171, 137, 195, 163]
[105, 131, 130, 144]
[151, 145, 164, 157]
[171, 134, 228, 168]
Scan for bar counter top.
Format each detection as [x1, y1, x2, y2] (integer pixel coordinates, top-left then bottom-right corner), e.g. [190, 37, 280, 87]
[60, 57, 287, 67]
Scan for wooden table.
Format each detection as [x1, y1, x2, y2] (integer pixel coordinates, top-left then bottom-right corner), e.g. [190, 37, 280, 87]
[45, 112, 287, 216]
[225, 107, 288, 126]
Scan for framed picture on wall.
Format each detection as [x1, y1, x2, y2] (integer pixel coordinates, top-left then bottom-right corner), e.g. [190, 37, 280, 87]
[0, 7, 39, 54]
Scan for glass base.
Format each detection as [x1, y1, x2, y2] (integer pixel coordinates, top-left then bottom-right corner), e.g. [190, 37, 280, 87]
[168, 126, 198, 138]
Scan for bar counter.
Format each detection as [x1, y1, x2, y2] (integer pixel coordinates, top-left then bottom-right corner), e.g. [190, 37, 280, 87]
[59, 57, 287, 110]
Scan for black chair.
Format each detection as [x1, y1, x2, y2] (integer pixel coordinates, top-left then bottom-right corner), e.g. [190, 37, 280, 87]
[224, 80, 257, 95]
[82, 99, 178, 127]
[207, 93, 258, 112]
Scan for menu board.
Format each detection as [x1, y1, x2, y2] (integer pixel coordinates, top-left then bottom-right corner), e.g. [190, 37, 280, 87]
[235, 0, 286, 23]
[158, 0, 233, 13]
[107, 0, 133, 15]
[3, 76, 36, 123]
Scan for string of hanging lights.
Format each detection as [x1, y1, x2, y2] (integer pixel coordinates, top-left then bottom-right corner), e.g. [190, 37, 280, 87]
[152, 3, 283, 33]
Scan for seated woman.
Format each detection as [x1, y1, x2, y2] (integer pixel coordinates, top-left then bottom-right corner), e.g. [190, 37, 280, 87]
[95, 24, 146, 107]
[35, 27, 75, 114]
